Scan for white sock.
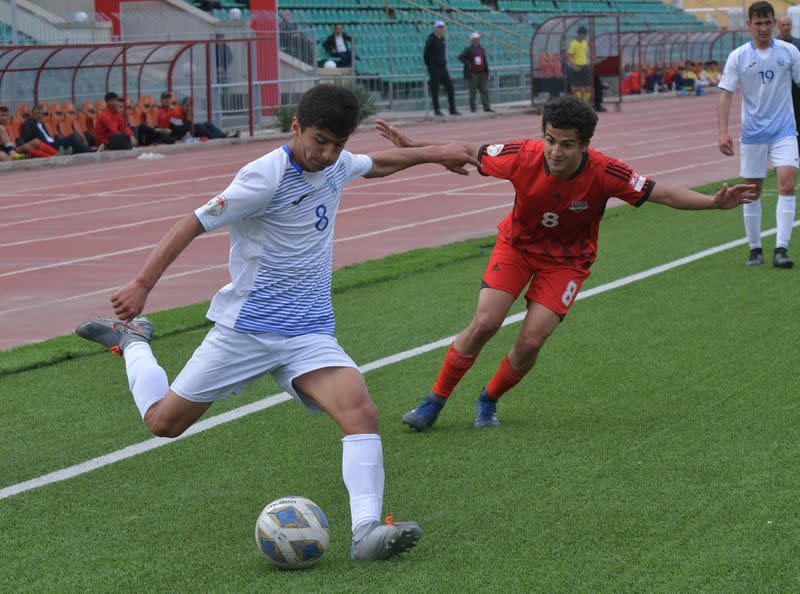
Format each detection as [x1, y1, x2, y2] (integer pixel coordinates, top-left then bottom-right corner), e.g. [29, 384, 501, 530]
[742, 200, 762, 249]
[123, 342, 169, 418]
[342, 434, 384, 534]
[775, 195, 796, 249]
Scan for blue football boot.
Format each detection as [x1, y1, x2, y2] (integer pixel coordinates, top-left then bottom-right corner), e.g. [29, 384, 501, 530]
[474, 388, 500, 428]
[401, 394, 446, 431]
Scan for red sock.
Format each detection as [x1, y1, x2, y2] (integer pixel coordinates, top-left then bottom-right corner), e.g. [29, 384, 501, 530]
[39, 143, 58, 156]
[432, 345, 477, 398]
[486, 355, 526, 400]
[27, 148, 48, 158]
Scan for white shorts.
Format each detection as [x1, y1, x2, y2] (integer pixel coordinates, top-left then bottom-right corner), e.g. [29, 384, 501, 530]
[740, 135, 800, 179]
[170, 323, 358, 410]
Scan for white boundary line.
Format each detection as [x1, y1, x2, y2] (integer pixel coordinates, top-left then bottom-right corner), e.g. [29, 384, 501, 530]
[0, 222, 793, 501]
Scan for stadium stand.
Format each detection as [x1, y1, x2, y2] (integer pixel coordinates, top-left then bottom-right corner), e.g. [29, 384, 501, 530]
[279, 0, 715, 79]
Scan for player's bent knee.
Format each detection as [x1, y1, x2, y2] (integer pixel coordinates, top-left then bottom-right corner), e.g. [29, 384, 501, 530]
[469, 311, 504, 339]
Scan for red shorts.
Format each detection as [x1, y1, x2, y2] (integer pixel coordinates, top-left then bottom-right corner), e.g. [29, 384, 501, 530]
[482, 236, 591, 317]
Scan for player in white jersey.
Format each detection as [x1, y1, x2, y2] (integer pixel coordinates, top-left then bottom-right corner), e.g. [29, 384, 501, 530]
[718, 1, 800, 268]
[74, 84, 479, 561]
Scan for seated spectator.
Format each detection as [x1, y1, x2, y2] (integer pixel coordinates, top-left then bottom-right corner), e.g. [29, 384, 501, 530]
[157, 91, 190, 141]
[671, 65, 694, 91]
[198, 0, 221, 10]
[621, 68, 642, 95]
[0, 104, 57, 160]
[21, 103, 92, 154]
[180, 96, 236, 140]
[95, 92, 136, 150]
[684, 61, 700, 88]
[323, 24, 353, 67]
[644, 65, 667, 93]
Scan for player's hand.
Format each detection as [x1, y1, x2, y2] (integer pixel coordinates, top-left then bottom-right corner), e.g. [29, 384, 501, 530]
[375, 119, 414, 148]
[438, 143, 481, 175]
[719, 134, 734, 156]
[111, 279, 150, 322]
[712, 182, 756, 209]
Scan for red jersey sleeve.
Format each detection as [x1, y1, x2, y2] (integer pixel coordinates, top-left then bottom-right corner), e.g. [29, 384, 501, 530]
[477, 140, 526, 179]
[601, 156, 655, 207]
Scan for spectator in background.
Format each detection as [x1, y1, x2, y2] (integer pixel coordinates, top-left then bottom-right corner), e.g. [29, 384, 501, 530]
[671, 65, 694, 91]
[180, 96, 236, 140]
[95, 92, 136, 150]
[777, 15, 800, 153]
[423, 20, 460, 116]
[21, 103, 92, 154]
[198, 0, 221, 10]
[593, 71, 607, 112]
[459, 32, 493, 113]
[323, 24, 353, 67]
[158, 92, 190, 141]
[0, 104, 57, 160]
[279, 9, 314, 64]
[644, 65, 667, 93]
[621, 67, 642, 95]
[567, 26, 591, 102]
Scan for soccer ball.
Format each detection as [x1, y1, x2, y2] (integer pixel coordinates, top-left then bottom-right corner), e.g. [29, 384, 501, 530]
[323, 60, 338, 70]
[255, 496, 331, 569]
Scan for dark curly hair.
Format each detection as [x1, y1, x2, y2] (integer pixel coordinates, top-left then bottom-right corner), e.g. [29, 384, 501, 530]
[296, 84, 360, 138]
[748, 1, 774, 20]
[541, 96, 598, 145]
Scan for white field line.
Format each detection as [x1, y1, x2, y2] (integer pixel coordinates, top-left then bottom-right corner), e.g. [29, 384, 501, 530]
[1, 221, 792, 502]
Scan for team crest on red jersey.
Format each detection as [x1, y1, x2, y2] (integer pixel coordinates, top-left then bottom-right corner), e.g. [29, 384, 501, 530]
[202, 195, 227, 216]
[569, 200, 589, 213]
[486, 144, 504, 156]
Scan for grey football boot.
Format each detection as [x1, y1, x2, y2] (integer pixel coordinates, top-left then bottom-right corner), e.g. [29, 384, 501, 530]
[351, 519, 422, 561]
[75, 316, 154, 356]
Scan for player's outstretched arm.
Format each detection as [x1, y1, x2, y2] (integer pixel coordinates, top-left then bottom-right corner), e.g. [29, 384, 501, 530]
[111, 213, 206, 322]
[364, 144, 481, 178]
[375, 119, 481, 156]
[649, 182, 755, 211]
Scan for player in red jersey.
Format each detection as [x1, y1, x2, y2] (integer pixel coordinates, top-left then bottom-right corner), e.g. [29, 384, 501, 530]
[375, 96, 755, 430]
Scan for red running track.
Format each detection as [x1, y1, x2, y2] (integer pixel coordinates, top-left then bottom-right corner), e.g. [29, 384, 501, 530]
[1, 94, 741, 350]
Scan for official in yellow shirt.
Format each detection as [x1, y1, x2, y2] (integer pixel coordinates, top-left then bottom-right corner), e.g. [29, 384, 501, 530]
[567, 26, 591, 102]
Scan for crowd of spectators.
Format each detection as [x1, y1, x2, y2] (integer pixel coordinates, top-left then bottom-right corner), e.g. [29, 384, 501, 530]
[621, 61, 722, 96]
[0, 90, 237, 163]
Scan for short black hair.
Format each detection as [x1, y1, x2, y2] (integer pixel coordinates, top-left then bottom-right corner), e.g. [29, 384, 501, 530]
[105, 91, 119, 102]
[748, 1, 774, 20]
[161, 91, 172, 99]
[295, 84, 360, 138]
[577, 26, 588, 35]
[541, 95, 597, 145]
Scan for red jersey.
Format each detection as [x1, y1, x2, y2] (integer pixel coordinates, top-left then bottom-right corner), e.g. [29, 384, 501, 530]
[157, 106, 185, 129]
[478, 139, 654, 265]
[94, 108, 132, 146]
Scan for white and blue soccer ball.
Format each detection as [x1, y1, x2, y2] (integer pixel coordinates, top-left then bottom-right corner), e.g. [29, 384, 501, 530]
[255, 496, 331, 569]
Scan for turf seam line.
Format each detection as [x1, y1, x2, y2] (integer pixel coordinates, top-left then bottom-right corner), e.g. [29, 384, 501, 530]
[0, 221, 795, 501]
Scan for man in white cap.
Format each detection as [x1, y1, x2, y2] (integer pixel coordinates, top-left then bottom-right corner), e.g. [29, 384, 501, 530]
[423, 19, 461, 116]
[459, 31, 493, 113]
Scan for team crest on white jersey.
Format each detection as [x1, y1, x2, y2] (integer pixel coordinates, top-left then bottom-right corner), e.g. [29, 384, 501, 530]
[202, 195, 227, 216]
[486, 144, 504, 156]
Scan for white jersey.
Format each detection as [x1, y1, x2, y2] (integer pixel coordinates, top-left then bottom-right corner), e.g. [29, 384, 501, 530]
[719, 39, 800, 144]
[194, 145, 373, 336]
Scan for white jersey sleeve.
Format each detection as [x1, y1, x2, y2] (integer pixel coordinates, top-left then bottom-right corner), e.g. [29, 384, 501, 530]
[195, 157, 282, 231]
[718, 47, 740, 93]
[337, 151, 373, 184]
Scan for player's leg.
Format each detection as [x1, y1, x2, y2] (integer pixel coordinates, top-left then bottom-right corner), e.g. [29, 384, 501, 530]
[401, 237, 528, 431]
[739, 143, 768, 265]
[474, 265, 587, 428]
[290, 365, 421, 561]
[770, 137, 798, 268]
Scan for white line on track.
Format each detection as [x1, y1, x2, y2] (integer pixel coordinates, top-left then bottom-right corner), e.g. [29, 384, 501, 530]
[1, 221, 792, 501]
